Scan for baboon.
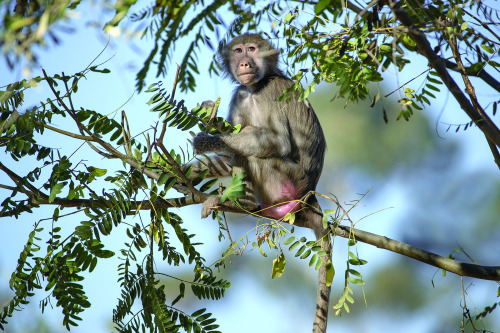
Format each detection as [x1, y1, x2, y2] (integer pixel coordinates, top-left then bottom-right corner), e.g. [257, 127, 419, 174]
[189, 34, 331, 332]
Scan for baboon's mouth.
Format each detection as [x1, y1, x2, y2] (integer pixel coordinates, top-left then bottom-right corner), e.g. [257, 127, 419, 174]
[238, 73, 256, 84]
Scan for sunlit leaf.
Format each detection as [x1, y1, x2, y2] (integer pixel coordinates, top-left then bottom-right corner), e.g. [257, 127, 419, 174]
[271, 253, 286, 279]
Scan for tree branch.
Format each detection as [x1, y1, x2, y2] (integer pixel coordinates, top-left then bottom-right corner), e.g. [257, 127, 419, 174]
[2, 180, 498, 282]
[442, 58, 500, 94]
[344, 1, 500, 99]
[41, 69, 162, 181]
[448, 30, 500, 168]
[0, 161, 49, 201]
[387, 0, 500, 148]
[38, 122, 96, 141]
[334, 224, 500, 281]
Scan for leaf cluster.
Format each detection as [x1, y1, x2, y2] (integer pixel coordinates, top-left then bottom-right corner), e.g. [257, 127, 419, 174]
[0, 0, 81, 69]
[146, 82, 239, 135]
[0, 68, 236, 331]
[113, 209, 229, 333]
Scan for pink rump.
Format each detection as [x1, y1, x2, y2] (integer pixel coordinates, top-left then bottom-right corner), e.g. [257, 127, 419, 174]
[261, 200, 300, 219]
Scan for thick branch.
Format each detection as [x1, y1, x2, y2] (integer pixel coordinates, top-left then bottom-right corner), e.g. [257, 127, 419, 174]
[0, 191, 204, 218]
[334, 224, 500, 281]
[2, 182, 498, 282]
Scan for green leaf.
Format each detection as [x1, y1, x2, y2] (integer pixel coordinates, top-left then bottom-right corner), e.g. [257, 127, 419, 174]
[283, 236, 296, 246]
[314, 0, 331, 14]
[95, 249, 114, 258]
[284, 212, 295, 225]
[404, 88, 415, 98]
[289, 241, 301, 251]
[267, 237, 277, 249]
[309, 253, 318, 267]
[200, 178, 218, 192]
[89, 67, 111, 74]
[300, 249, 312, 259]
[315, 256, 323, 270]
[348, 258, 368, 265]
[145, 83, 159, 93]
[257, 242, 267, 257]
[481, 43, 494, 54]
[467, 62, 485, 73]
[333, 302, 343, 310]
[191, 308, 206, 318]
[295, 245, 306, 257]
[425, 83, 440, 91]
[311, 245, 322, 252]
[271, 253, 286, 279]
[45, 279, 57, 291]
[400, 34, 416, 47]
[158, 172, 169, 186]
[348, 251, 367, 265]
[325, 260, 335, 287]
[220, 172, 246, 202]
[133, 148, 143, 161]
[49, 182, 66, 203]
[427, 77, 442, 85]
[379, 44, 391, 52]
[184, 166, 192, 179]
[192, 169, 209, 186]
[347, 277, 365, 285]
[87, 166, 107, 177]
[89, 257, 98, 272]
[348, 269, 362, 278]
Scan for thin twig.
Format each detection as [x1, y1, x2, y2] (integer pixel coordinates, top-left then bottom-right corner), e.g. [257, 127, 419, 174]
[158, 64, 181, 143]
[121, 111, 132, 157]
[37, 121, 95, 141]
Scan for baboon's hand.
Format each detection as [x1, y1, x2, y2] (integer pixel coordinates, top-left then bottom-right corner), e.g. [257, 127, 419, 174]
[201, 195, 220, 218]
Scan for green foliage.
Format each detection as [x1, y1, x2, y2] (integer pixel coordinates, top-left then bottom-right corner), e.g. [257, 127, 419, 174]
[0, 69, 231, 332]
[333, 245, 366, 317]
[283, 235, 328, 267]
[116, 0, 232, 92]
[0, 0, 82, 70]
[220, 172, 246, 203]
[113, 0, 500, 125]
[113, 210, 227, 332]
[146, 82, 239, 135]
[271, 253, 286, 279]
